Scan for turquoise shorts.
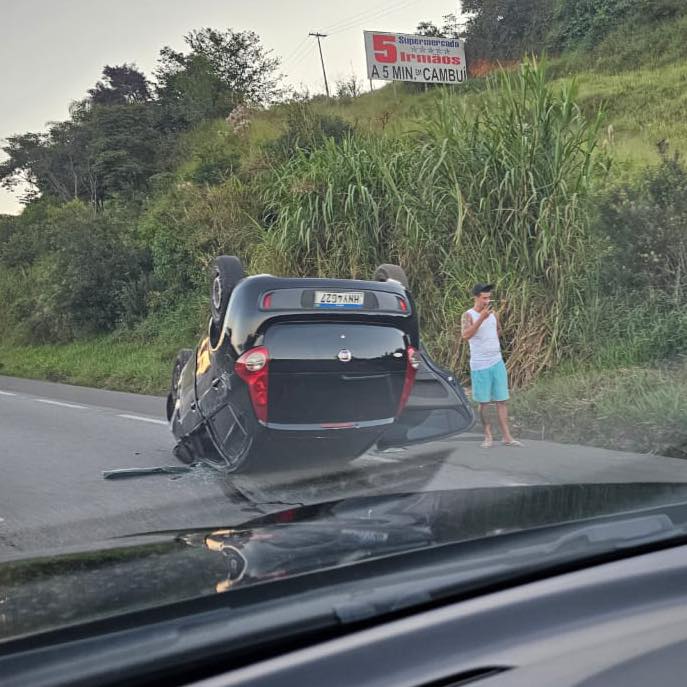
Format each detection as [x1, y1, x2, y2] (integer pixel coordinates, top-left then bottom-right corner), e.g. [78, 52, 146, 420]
[470, 360, 509, 403]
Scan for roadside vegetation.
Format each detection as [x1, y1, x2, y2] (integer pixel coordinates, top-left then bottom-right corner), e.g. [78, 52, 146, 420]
[1, 1, 686, 458]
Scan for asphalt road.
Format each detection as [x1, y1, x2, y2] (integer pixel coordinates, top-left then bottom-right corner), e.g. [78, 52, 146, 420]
[2, 374, 687, 558]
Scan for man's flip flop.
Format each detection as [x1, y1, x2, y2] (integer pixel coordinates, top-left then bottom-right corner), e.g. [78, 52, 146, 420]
[503, 440, 524, 447]
[480, 438, 494, 448]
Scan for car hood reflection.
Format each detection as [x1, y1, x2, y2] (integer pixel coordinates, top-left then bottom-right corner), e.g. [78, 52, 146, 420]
[4, 483, 687, 641]
[185, 482, 687, 593]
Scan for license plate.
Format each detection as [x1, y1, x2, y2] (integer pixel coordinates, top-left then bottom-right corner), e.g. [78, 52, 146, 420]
[314, 291, 364, 308]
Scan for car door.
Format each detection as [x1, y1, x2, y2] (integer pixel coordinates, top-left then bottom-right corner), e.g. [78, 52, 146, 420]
[193, 327, 256, 464]
[195, 331, 237, 428]
[376, 346, 474, 449]
[173, 345, 204, 438]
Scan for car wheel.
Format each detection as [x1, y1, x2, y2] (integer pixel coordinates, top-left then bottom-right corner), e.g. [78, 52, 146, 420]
[206, 440, 254, 474]
[193, 399, 258, 474]
[211, 256, 245, 328]
[374, 263, 409, 289]
[171, 349, 193, 396]
[167, 349, 193, 421]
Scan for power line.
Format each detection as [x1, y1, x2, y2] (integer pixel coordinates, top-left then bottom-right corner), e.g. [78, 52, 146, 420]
[290, 43, 317, 69]
[282, 37, 309, 65]
[283, 40, 313, 69]
[327, 0, 419, 36]
[283, 0, 430, 87]
[282, 0, 404, 69]
[321, 0, 407, 33]
[322, 0, 419, 34]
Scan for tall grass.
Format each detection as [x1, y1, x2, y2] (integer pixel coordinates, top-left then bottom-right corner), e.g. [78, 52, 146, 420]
[550, 12, 687, 76]
[255, 61, 608, 386]
[512, 356, 687, 458]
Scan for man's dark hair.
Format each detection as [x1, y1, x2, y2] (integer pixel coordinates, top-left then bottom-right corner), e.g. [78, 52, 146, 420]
[472, 282, 494, 297]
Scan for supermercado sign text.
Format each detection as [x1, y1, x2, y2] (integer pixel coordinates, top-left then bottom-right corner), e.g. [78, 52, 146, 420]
[364, 31, 467, 85]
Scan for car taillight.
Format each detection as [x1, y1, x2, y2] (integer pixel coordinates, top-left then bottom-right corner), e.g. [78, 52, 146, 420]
[397, 345, 420, 415]
[262, 293, 272, 309]
[235, 346, 269, 423]
[397, 297, 408, 312]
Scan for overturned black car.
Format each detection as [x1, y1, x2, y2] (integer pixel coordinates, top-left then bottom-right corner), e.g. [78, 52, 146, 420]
[166, 257, 474, 471]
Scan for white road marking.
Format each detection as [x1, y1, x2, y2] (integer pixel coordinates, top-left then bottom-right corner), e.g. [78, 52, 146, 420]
[365, 455, 400, 463]
[0, 391, 17, 396]
[118, 414, 168, 426]
[36, 399, 86, 409]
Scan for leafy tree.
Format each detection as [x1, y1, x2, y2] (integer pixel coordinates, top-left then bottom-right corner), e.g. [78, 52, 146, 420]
[0, 200, 53, 267]
[1, 99, 161, 206]
[0, 118, 103, 205]
[335, 73, 364, 100]
[155, 28, 281, 129]
[460, 0, 552, 61]
[0, 214, 20, 265]
[416, 14, 462, 39]
[1, 28, 281, 209]
[86, 103, 161, 198]
[415, 21, 444, 38]
[411, 16, 463, 90]
[550, 0, 686, 50]
[25, 201, 148, 339]
[551, 0, 636, 49]
[88, 64, 152, 106]
[0, 132, 65, 203]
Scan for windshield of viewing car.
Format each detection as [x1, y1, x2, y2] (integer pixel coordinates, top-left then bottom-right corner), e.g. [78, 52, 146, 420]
[1, 0, 686, 645]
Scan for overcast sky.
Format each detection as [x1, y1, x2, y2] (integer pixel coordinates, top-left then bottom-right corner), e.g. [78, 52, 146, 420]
[0, 0, 458, 214]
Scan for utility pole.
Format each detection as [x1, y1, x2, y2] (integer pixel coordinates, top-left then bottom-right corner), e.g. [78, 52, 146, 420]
[309, 32, 330, 97]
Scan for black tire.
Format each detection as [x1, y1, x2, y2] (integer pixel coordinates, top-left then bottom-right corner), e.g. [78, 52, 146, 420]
[171, 349, 193, 397]
[165, 393, 175, 423]
[210, 256, 245, 327]
[167, 348, 193, 421]
[374, 263, 409, 289]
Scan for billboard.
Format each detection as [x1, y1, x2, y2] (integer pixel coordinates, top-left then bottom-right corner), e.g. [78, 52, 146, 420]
[364, 31, 467, 85]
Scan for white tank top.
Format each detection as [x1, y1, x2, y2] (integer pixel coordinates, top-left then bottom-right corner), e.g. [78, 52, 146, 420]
[466, 308, 502, 371]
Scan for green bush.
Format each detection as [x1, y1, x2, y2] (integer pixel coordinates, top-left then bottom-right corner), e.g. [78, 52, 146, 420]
[549, 11, 687, 76]
[551, 0, 637, 49]
[0, 264, 33, 344]
[4, 202, 148, 341]
[266, 102, 355, 161]
[139, 177, 261, 301]
[182, 126, 242, 186]
[564, 149, 687, 369]
[0, 200, 55, 268]
[598, 150, 687, 297]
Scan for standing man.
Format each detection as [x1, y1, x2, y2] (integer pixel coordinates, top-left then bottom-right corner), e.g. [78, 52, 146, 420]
[461, 283, 522, 448]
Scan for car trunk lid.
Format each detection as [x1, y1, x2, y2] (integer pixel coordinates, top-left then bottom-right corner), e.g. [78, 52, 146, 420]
[264, 323, 408, 426]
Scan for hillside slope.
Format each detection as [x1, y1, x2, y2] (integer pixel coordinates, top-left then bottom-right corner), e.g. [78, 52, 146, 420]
[1, 14, 686, 458]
